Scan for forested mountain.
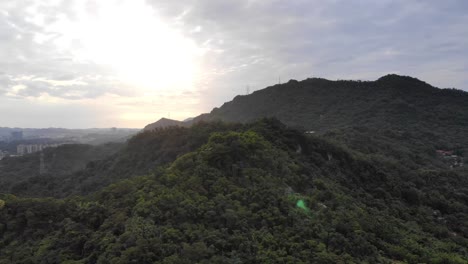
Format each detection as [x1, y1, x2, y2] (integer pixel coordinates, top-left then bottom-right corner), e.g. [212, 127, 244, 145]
[0, 143, 123, 197]
[144, 118, 188, 131]
[193, 75, 468, 134]
[0, 122, 241, 198]
[141, 74, 467, 170]
[185, 74, 468, 169]
[1, 119, 467, 263]
[0, 74, 467, 263]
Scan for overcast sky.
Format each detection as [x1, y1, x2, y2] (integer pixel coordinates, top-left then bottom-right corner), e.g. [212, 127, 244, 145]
[1, 0, 467, 128]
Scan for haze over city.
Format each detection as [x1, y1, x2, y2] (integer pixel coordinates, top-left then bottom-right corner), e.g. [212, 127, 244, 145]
[1, 0, 467, 128]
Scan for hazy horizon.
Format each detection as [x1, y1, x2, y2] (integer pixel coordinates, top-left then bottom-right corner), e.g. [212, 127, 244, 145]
[1, 0, 467, 128]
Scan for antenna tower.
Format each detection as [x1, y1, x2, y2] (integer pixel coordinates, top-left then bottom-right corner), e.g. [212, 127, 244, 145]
[39, 151, 46, 175]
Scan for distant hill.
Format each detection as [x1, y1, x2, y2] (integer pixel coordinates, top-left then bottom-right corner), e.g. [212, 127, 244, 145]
[144, 74, 468, 150]
[142, 74, 468, 169]
[180, 74, 467, 167]
[192, 74, 468, 133]
[143, 118, 187, 131]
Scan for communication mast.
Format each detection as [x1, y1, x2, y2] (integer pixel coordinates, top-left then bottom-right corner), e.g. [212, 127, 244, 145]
[39, 151, 46, 175]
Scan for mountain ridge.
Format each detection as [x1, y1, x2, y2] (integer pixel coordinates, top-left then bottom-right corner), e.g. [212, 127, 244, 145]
[190, 74, 468, 130]
[139, 74, 468, 169]
[145, 74, 467, 132]
[143, 117, 187, 131]
[1, 75, 467, 263]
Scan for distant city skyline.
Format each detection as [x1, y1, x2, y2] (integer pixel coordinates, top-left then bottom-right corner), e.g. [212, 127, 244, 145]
[1, 0, 467, 128]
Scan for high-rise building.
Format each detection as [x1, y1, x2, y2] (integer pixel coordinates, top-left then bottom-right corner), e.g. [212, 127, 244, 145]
[17, 143, 62, 155]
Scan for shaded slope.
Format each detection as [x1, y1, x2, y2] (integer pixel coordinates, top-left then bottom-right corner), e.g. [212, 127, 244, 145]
[192, 74, 468, 144]
[0, 143, 123, 196]
[1, 120, 467, 263]
[1, 122, 244, 198]
[144, 118, 187, 131]
[184, 75, 468, 169]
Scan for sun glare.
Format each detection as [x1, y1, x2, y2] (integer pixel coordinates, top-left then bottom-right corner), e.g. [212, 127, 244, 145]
[50, 0, 201, 93]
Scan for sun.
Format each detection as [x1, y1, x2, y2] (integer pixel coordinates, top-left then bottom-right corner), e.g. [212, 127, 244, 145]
[50, 0, 201, 93]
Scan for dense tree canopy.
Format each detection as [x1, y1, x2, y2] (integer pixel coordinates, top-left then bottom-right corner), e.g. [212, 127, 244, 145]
[0, 119, 467, 263]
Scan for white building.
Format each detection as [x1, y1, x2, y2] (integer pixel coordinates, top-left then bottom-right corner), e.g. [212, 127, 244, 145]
[17, 143, 60, 155]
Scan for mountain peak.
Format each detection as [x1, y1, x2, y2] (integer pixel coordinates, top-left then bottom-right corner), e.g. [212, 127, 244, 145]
[158, 117, 174, 122]
[190, 74, 467, 133]
[377, 74, 427, 85]
[143, 117, 186, 131]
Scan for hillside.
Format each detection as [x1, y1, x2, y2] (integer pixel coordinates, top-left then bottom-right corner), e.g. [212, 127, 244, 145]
[0, 119, 467, 263]
[182, 74, 467, 169]
[1, 74, 467, 263]
[0, 122, 244, 198]
[0, 143, 123, 197]
[193, 75, 468, 133]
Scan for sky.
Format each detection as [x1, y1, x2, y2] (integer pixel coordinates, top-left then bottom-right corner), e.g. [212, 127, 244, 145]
[1, 0, 467, 128]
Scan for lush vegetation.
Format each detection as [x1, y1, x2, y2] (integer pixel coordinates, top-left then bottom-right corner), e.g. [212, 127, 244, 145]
[0, 143, 123, 197]
[194, 75, 468, 165]
[0, 122, 245, 198]
[1, 119, 467, 263]
[1, 75, 467, 263]
[197, 75, 468, 131]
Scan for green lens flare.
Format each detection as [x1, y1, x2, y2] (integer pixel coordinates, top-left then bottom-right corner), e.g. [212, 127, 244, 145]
[296, 199, 309, 212]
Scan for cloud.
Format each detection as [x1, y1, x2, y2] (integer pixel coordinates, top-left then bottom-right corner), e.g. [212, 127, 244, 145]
[145, 0, 468, 94]
[0, 0, 467, 127]
[0, 0, 138, 100]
